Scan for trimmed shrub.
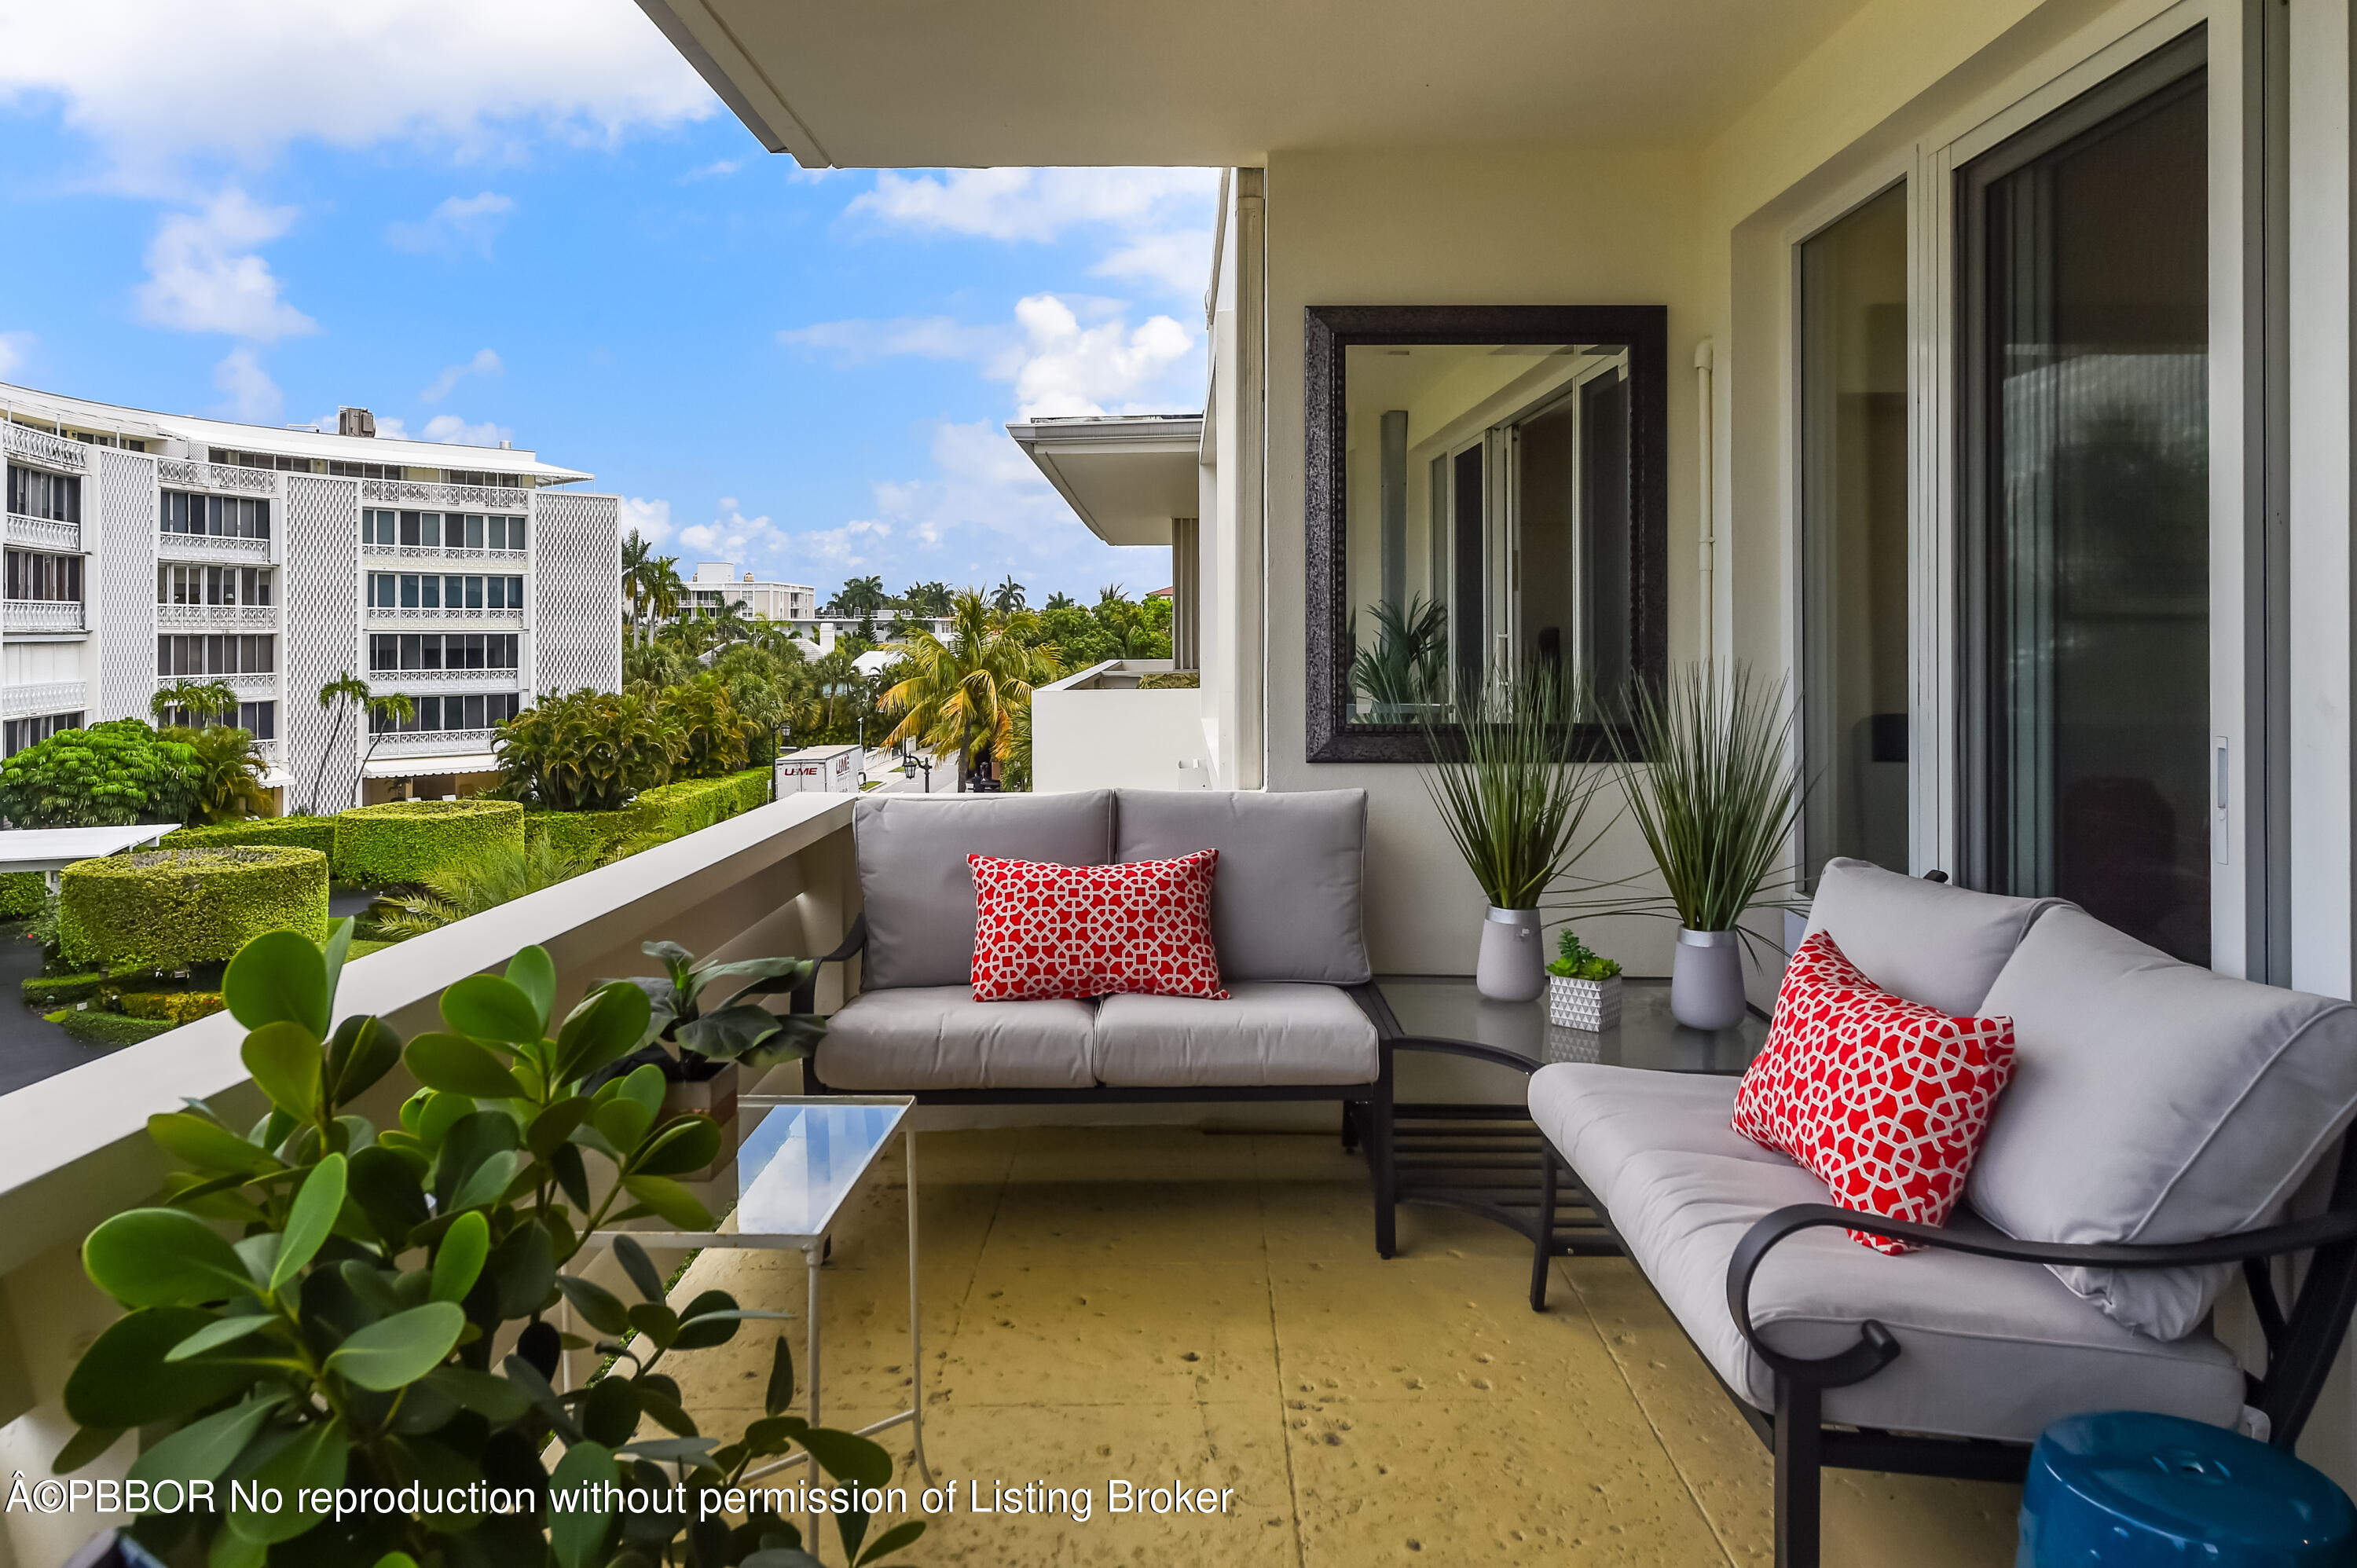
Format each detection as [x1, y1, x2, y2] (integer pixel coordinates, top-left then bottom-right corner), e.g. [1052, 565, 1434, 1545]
[57, 1009, 178, 1046]
[0, 871, 43, 918]
[522, 808, 636, 866]
[163, 816, 336, 856]
[113, 990, 227, 1025]
[521, 770, 770, 866]
[23, 971, 105, 1006]
[58, 847, 329, 968]
[1138, 672, 1200, 690]
[333, 799, 524, 885]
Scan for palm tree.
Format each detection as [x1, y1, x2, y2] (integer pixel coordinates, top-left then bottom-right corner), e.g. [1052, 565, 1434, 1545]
[901, 580, 954, 618]
[880, 591, 1061, 791]
[646, 556, 687, 636]
[1097, 582, 1129, 606]
[991, 576, 1028, 616]
[1043, 591, 1080, 611]
[834, 576, 887, 619]
[307, 673, 372, 815]
[620, 530, 669, 648]
[151, 679, 236, 727]
[352, 693, 418, 806]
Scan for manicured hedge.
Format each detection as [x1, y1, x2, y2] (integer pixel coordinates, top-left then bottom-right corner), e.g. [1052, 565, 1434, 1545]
[333, 799, 524, 885]
[522, 808, 636, 865]
[522, 770, 770, 865]
[24, 971, 106, 1006]
[57, 1009, 178, 1046]
[114, 990, 226, 1025]
[0, 872, 44, 919]
[58, 847, 328, 968]
[162, 816, 337, 857]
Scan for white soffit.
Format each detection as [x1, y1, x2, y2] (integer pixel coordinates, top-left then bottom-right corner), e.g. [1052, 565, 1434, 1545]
[637, 0, 1868, 167]
[1007, 416, 1202, 548]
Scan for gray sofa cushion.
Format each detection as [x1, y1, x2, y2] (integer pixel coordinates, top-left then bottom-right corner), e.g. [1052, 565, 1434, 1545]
[816, 987, 1096, 1090]
[1802, 857, 2060, 1015]
[1092, 983, 1379, 1086]
[855, 791, 1113, 990]
[1113, 789, 1370, 984]
[1971, 907, 2357, 1341]
[1529, 1064, 2245, 1442]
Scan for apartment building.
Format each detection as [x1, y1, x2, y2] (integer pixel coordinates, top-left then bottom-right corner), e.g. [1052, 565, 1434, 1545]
[687, 561, 816, 622]
[0, 383, 621, 810]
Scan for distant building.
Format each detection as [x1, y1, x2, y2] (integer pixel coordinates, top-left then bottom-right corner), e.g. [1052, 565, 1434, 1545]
[0, 381, 621, 809]
[690, 562, 816, 623]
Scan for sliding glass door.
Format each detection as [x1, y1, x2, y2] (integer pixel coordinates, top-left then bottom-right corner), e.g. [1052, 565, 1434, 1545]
[1960, 35, 2211, 963]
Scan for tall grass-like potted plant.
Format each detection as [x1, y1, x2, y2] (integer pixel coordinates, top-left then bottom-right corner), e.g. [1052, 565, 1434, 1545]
[1420, 669, 1617, 1001]
[1611, 664, 1803, 1029]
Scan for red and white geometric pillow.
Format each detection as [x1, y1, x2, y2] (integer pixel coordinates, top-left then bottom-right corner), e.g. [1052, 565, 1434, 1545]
[968, 851, 1228, 1002]
[1732, 930, 2017, 1255]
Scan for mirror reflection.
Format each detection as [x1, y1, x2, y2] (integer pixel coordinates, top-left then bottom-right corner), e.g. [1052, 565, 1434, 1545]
[1342, 343, 1635, 724]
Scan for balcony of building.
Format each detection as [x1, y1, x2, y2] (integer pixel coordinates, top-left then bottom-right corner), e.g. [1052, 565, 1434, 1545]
[153, 603, 275, 631]
[4, 514, 80, 555]
[1, 423, 87, 474]
[2, 599, 84, 636]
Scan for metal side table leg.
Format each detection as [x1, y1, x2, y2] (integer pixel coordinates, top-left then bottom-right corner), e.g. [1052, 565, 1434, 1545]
[807, 1235, 824, 1561]
[904, 1127, 933, 1487]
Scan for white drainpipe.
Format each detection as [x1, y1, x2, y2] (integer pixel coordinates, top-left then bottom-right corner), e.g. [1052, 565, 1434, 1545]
[1695, 339, 1717, 669]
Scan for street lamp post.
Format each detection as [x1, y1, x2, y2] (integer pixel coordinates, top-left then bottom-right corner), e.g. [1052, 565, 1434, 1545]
[900, 752, 933, 793]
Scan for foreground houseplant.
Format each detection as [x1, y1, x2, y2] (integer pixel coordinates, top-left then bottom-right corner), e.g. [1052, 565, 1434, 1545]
[56, 919, 921, 1568]
[1417, 668, 1616, 1001]
[1545, 928, 1622, 1032]
[1609, 664, 1802, 1029]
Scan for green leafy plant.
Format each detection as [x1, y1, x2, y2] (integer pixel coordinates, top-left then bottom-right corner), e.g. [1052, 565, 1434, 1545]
[152, 680, 238, 727]
[496, 690, 684, 813]
[307, 674, 373, 817]
[1417, 667, 1618, 913]
[372, 837, 591, 938]
[57, 921, 922, 1568]
[662, 676, 760, 782]
[1546, 928, 1621, 981]
[880, 589, 1063, 791]
[1604, 662, 1805, 940]
[0, 718, 197, 828]
[163, 724, 272, 826]
[1350, 595, 1449, 717]
[59, 848, 328, 968]
[619, 941, 824, 1072]
[334, 800, 526, 887]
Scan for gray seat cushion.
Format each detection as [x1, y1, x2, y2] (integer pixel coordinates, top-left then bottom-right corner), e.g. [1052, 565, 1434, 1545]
[1972, 907, 2357, 1341]
[854, 791, 1113, 990]
[1803, 857, 2060, 1015]
[1113, 789, 1370, 985]
[1092, 983, 1378, 1086]
[817, 987, 1095, 1090]
[1528, 1063, 2245, 1442]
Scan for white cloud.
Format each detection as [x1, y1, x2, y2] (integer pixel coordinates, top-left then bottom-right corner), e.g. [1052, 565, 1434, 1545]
[386, 192, 514, 256]
[846, 168, 1217, 244]
[680, 159, 741, 182]
[420, 412, 510, 446]
[1005, 294, 1192, 418]
[0, 0, 717, 189]
[211, 347, 281, 421]
[679, 499, 790, 562]
[134, 190, 316, 340]
[1093, 228, 1217, 297]
[420, 346, 503, 404]
[0, 332, 30, 378]
[777, 316, 1014, 368]
[618, 496, 675, 548]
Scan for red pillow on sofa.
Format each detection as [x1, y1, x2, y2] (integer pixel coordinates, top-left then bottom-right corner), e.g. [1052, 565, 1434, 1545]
[968, 850, 1227, 1002]
[1732, 930, 2016, 1254]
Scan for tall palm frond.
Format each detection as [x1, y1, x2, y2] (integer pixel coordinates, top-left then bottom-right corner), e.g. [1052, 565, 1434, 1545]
[879, 591, 1062, 789]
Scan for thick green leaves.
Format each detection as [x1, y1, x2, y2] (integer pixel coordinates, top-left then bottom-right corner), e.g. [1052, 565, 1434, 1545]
[164, 1314, 277, 1362]
[548, 1441, 617, 1568]
[676, 1003, 785, 1063]
[799, 1427, 893, 1490]
[432, 1111, 519, 1212]
[450, 1149, 521, 1211]
[856, 1519, 927, 1566]
[612, 1234, 666, 1303]
[556, 982, 654, 1085]
[318, 917, 354, 1015]
[242, 1021, 324, 1126]
[64, 1307, 255, 1428]
[224, 929, 328, 1035]
[148, 1111, 282, 1178]
[405, 1032, 527, 1101]
[270, 1153, 346, 1293]
[431, 1211, 489, 1304]
[670, 1291, 750, 1351]
[634, 1117, 721, 1178]
[556, 1275, 629, 1337]
[581, 1376, 640, 1446]
[423, 1365, 530, 1423]
[229, 1416, 349, 1544]
[128, 1395, 283, 1486]
[326, 1013, 404, 1104]
[51, 1425, 123, 1476]
[347, 1145, 430, 1251]
[506, 947, 557, 1032]
[526, 1097, 592, 1159]
[441, 974, 543, 1046]
[325, 1302, 465, 1390]
[84, 1207, 254, 1306]
[486, 1218, 556, 1319]
[765, 1335, 795, 1417]
[621, 1174, 715, 1232]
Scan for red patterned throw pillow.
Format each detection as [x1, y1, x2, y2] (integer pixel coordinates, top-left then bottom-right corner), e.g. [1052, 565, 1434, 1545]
[968, 851, 1227, 1002]
[1732, 930, 2016, 1254]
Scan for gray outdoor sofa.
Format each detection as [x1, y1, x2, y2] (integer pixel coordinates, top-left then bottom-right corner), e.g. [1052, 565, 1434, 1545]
[1528, 857, 2357, 1568]
[799, 791, 1396, 1167]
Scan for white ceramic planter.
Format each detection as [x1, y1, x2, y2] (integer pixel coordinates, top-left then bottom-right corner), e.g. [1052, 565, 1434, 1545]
[1670, 929, 1747, 1030]
[1548, 973, 1623, 1032]
[1475, 907, 1545, 1002]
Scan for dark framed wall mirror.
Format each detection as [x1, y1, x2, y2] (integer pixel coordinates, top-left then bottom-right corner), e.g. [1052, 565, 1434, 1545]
[1304, 305, 1669, 763]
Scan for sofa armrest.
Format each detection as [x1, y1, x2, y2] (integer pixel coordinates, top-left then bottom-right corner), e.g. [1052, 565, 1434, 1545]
[790, 913, 868, 1015]
[1723, 1203, 2357, 1390]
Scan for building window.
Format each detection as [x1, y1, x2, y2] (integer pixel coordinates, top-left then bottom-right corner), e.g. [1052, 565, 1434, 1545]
[208, 448, 315, 473]
[368, 632, 518, 671]
[3, 713, 82, 754]
[157, 565, 273, 606]
[328, 460, 401, 479]
[372, 691, 522, 732]
[7, 465, 80, 523]
[442, 471, 524, 489]
[157, 634, 275, 676]
[489, 515, 524, 551]
[162, 491, 269, 539]
[362, 509, 400, 547]
[5, 550, 82, 602]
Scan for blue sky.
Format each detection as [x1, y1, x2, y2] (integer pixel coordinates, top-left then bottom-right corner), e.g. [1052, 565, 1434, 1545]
[0, 0, 1215, 604]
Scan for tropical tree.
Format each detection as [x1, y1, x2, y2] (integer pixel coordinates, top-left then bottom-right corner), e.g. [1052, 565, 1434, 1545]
[150, 679, 236, 727]
[832, 576, 887, 619]
[1043, 591, 1080, 611]
[879, 591, 1062, 790]
[992, 575, 1028, 615]
[901, 580, 954, 618]
[621, 529, 657, 646]
[618, 532, 684, 648]
[164, 723, 272, 825]
[352, 693, 419, 803]
[306, 673, 372, 815]
[0, 720, 198, 828]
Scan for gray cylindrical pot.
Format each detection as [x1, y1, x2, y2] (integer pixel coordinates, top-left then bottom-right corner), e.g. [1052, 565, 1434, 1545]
[1671, 928, 1747, 1029]
[1476, 907, 1546, 1002]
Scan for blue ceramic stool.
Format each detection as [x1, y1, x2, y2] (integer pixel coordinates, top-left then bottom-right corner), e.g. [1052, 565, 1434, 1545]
[2019, 1410, 2356, 1566]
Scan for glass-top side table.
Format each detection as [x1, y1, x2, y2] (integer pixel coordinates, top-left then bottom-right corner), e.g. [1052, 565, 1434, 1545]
[1365, 976, 1769, 1299]
[591, 1094, 932, 1555]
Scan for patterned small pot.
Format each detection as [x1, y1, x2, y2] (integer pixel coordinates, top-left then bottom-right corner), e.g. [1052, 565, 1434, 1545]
[1548, 973, 1622, 1032]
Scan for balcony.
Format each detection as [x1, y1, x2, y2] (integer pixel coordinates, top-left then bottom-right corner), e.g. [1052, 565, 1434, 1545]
[154, 530, 271, 563]
[1031, 658, 1208, 791]
[4, 513, 80, 554]
[2, 599, 84, 635]
[153, 672, 275, 699]
[368, 726, 497, 754]
[367, 606, 525, 625]
[361, 544, 527, 563]
[155, 603, 275, 630]
[1, 423, 86, 471]
[361, 477, 532, 511]
[369, 666, 524, 687]
[1, 680, 86, 718]
[154, 458, 274, 495]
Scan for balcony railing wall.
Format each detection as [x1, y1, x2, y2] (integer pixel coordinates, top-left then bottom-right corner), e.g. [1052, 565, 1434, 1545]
[2, 600, 84, 635]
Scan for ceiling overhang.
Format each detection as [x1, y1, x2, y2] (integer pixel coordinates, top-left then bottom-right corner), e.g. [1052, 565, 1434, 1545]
[1007, 416, 1203, 547]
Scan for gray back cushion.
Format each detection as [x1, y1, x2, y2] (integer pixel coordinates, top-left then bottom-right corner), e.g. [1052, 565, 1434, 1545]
[854, 791, 1113, 990]
[1802, 857, 2059, 1016]
[1114, 789, 1370, 984]
[1971, 907, 2357, 1341]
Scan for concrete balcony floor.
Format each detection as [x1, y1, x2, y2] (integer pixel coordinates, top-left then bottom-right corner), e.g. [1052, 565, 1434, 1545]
[661, 1125, 2021, 1566]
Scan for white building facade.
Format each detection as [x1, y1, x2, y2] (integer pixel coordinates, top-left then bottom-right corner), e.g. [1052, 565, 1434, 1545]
[688, 562, 816, 622]
[0, 384, 621, 811]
